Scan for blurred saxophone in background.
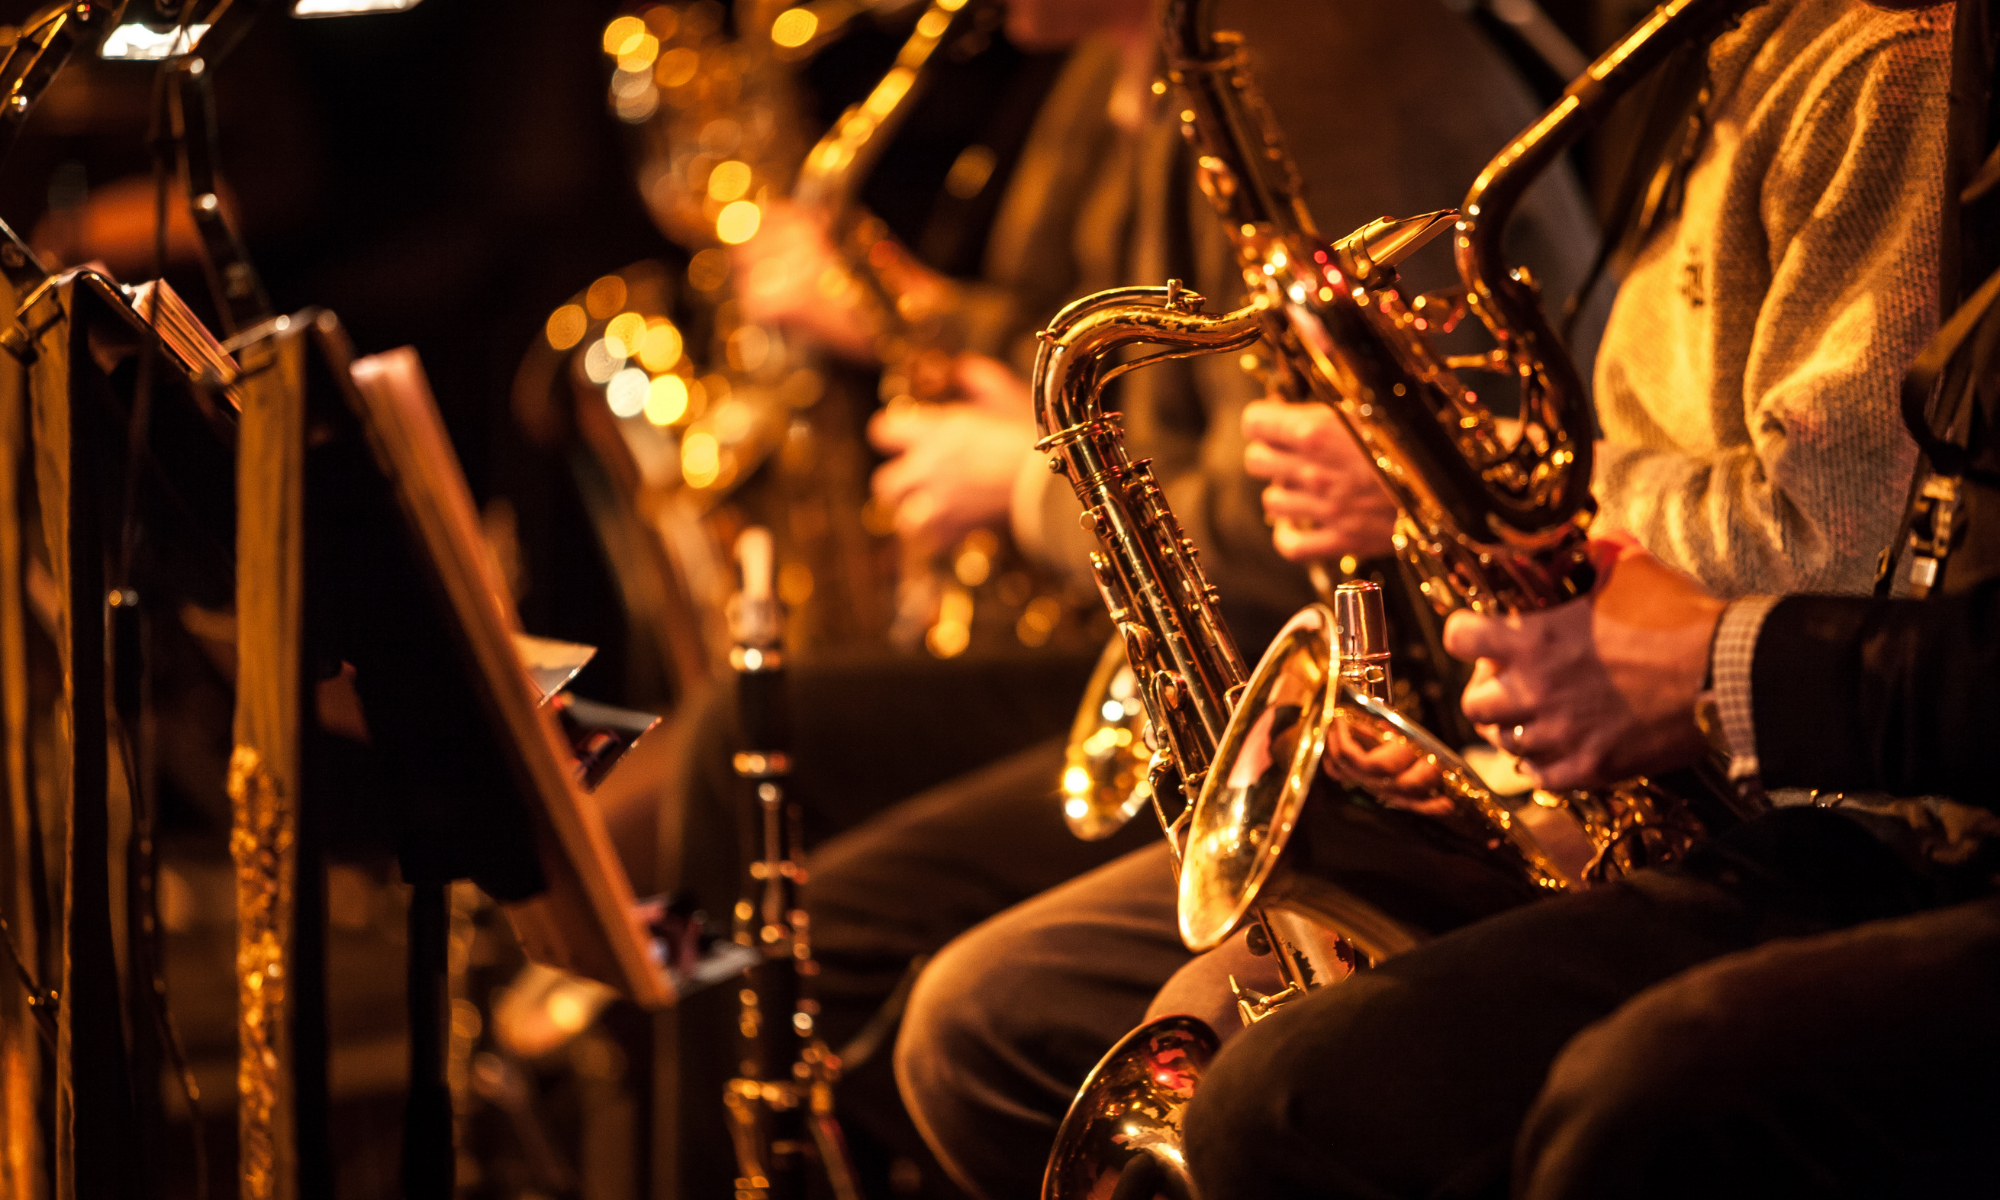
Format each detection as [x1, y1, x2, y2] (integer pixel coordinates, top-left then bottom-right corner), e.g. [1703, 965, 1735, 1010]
[519, 0, 1086, 678]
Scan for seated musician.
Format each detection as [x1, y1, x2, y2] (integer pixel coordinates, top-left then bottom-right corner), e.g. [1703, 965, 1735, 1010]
[1175, 1, 1973, 1196]
[669, 0, 1332, 1186]
[866, 0, 1605, 1195]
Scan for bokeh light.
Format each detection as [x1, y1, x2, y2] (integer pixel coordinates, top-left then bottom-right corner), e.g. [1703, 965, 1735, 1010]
[638, 321, 684, 372]
[545, 304, 587, 351]
[644, 375, 689, 426]
[715, 200, 761, 245]
[607, 367, 650, 417]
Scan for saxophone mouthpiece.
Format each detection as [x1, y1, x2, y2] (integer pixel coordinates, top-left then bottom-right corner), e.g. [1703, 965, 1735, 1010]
[1339, 209, 1460, 278]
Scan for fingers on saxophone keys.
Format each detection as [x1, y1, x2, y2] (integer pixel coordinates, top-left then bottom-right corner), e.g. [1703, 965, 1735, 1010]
[1271, 519, 1348, 564]
[867, 404, 929, 452]
[1260, 485, 1333, 522]
[1460, 666, 1534, 731]
[1441, 609, 1514, 665]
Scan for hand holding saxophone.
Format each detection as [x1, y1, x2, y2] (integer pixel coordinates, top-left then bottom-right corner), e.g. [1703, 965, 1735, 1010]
[1241, 398, 1399, 562]
[867, 353, 1037, 553]
[732, 199, 880, 362]
[1442, 537, 1726, 791]
[733, 198, 953, 365]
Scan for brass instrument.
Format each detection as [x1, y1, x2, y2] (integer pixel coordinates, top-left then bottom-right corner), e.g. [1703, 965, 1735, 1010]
[571, 0, 1078, 661]
[784, 0, 1087, 658]
[1029, 277, 1363, 1200]
[1170, 0, 1767, 961]
[1039, 0, 1768, 1193]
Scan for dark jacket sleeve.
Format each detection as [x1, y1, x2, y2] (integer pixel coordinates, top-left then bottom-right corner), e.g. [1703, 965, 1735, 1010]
[1751, 584, 2000, 802]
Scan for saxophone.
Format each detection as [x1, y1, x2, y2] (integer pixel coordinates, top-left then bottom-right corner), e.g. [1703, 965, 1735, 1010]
[1038, 0, 1766, 1193]
[555, 0, 1017, 664]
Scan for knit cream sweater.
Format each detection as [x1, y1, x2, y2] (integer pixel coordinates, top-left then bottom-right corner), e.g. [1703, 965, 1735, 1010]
[1592, 0, 1951, 598]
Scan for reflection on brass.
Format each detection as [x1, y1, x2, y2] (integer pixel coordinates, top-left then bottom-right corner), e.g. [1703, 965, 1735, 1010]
[0, 298, 42, 1200]
[231, 332, 306, 1200]
[1165, 0, 1757, 957]
[227, 746, 295, 1200]
[1040, 1016, 1217, 1200]
[1032, 278, 1267, 858]
[1039, 0, 1760, 1189]
[1059, 637, 1156, 840]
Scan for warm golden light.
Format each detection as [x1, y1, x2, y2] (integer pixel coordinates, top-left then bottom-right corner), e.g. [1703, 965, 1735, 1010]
[687, 248, 731, 291]
[955, 545, 992, 587]
[778, 561, 815, 606]
[944, 144, 997, 199]
[655, 47, 700, 89]
[726, 325, 771, 373]
[682, 431, 722, 488]
[602, 16, 647, 56]
[1018, 595, 1063, 647]
[604, 311, 648, 358]
[548, 992, 589, 1034]
[642, 6, 679, 39]
[715, 200, 762, 245]
[585, 275, 628, 319]
[707, 159, 752, 203]
[645, 374, 689, 425]
[545, 304, 588, 352]
[617, 32, 660, 73]
[638, 321, 684, 372]
[770, 7, 817, 48]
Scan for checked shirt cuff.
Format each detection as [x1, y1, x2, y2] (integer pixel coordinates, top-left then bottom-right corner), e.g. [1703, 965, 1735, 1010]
[1709, 595, 1780, 787]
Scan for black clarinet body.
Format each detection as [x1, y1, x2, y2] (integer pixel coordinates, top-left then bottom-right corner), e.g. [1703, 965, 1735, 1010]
[723, 528, 859, 1200]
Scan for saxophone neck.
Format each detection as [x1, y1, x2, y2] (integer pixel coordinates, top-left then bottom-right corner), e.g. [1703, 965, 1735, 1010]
[1448, 0, 1760, 561]
[1032, 282, 1268, 448]
[1457, 0, 1761, 336]
[792, 0, 990, 218]
[1163, 0, 1317, 245]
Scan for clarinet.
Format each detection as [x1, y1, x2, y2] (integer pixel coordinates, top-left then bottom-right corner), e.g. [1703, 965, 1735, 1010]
[722, 528, 861, 1200]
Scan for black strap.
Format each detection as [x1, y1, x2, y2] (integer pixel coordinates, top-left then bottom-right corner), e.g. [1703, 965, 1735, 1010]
[1560, 41, 1711, 342]
[1902, 263, 2000, 476]
[1874, 270, 2000, 597]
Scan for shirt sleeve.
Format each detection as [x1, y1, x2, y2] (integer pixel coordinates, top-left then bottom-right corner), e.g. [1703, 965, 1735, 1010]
[1707, 593, 1781, 787]
[1747, 580, 2000, 802]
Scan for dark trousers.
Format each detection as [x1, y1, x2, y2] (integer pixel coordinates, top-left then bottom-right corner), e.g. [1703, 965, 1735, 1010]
[894, 842, 1189, 1200]
[667, 647, 1103, 915]
[1516, 890, 2000, 1199]
[806, 739, 1161, 1192]
[1184, 807, 1995, 1200]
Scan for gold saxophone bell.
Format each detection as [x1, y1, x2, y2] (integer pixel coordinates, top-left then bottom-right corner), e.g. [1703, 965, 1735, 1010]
[1177, 583, 1704, 961]
[1059, 637, 1161, 839]
[1040, 1015, 1218, 1200]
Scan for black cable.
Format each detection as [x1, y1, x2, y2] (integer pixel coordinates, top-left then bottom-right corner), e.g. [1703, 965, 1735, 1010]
[91, 43, 213, 1200]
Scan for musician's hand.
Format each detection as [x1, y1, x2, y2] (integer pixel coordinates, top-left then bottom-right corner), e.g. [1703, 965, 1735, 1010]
[867, 354, 1037, 554]
[1241, 398, 1398, 561]
[1321, 717, 1449, 806]
[732, 200, 880, 363]
[1440, 538, 1725, 791]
